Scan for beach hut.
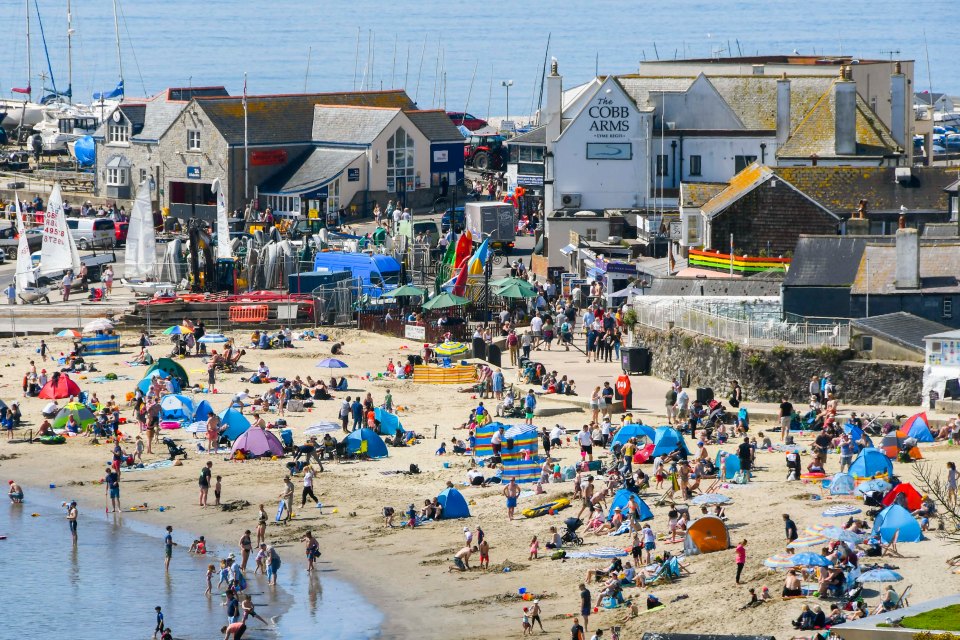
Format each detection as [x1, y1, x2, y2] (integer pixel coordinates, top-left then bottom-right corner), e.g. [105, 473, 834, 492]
[609, 424, 656, 451]
[651, 426, 690, 458]
[145, 358, 189, 386]
[192, 400, 215, 422]
[683, 515, 731, 556]
[606, 489, 653, 522]
[344, 428, 388, 459]
[218, 407, 251, 441]
[901, 412, 934, 443]
[437, 487, 471, 519]
[137, 370, 181, 396]
[872, 504, 923, 543]
[38, 374, 82, 399]
[374, 407, 405, 437]
[231, 426, 284, 458]
[882, 483, 923, 512]
[715, 451, 741, 479]
[849, 447, 893, 479]
[828, 472, 856, 496]
[159, 394, 195, 422]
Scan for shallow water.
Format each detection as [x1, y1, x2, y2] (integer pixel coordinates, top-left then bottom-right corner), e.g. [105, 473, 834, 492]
[1, 488, 382, 639]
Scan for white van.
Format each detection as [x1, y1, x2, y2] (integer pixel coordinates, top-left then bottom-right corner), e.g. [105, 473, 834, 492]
[66, 218, 115, 250]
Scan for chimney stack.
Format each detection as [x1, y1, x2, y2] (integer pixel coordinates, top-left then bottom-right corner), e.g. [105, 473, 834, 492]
[776, 73, 791, 146]
[834, 66, 857, 156]
[545, 58, 562, 146]
[894, 225, 921, 289]
[890, 61, 907, 149]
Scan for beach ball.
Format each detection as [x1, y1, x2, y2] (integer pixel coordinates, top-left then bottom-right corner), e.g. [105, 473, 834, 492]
[332, 508, 339, 514]
[593, 607, 599, 613]
[548, 509, 555, 516]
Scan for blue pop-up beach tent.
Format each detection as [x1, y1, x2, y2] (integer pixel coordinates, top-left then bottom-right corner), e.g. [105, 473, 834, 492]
[849, 447, 894, 479]
[829, 472, 856, 496]
[218, 407, 251, 441]
[374, 407, 405, 437]
[652, 426, 690, 457]
[137, 370, 181, 396]
[159, 394, 194, 421]
[609, 424, 656, 451]
[192, 400, 215, 422]
[437, 487, 470, 519]
[606, 488, 653, 522]
[902, 412, 934, 443]
[715, 451, 741, 479]
[344, 428, 388, 459]
[872, 504, 923, 543]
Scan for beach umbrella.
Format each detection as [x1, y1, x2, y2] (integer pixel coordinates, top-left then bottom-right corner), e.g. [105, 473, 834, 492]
[304, 422, 341, 436]
[382, 284, 426, 298]
[855, 479, 892, 496]
[788, 553, 833, 567]
[585, 547, 628, 558]
[822, 504, 862, 517]
[819, 526, 866, 545]
[198, 333, 229, 344]
[764, 554, 795, 569]
[856, 568, 904, 584]
[56, 329, 81, 338]
[787, 535, 829, 549]
[802, 524, 827, 536]
[52, 405, 96, 430]
[162, 325, 193, 335]
[435, 341, 469, 356]
[82, 318, 114, 332]
[488, 276, 534, 289]
[422, 292, 470, 310]
[496, 282, 537, 299]
[690, 494, 732, 505]
[315, 358, 348, 369]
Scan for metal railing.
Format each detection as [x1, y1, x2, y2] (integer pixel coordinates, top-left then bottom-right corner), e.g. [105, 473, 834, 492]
[632, 301, 850, 348]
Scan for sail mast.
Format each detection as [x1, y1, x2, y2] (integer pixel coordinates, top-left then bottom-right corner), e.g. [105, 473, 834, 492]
[112, 0, 123, 90]
[25, 0, 32, 99]
[66, 0, 72, 103]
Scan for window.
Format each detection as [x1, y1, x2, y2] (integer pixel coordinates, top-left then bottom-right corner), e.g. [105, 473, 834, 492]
[187, 130, 201, 151]
[584, 228, 598, 242]
[139, 168, 148, 184]
[734, 155, 758, 173]
[860, 336, 874, 351]
[327, 178, 340, 216]
[106, 168, 127, 186]
[944, 298, 953, 320]
[108, 123, 129, 144]
[386, 127, 415, 193]
[656, 154, 668, 176]
[689, 155, 702, 176]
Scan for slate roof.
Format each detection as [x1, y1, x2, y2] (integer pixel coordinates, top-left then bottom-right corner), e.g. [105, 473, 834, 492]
[195, 90, 415, 145]
[680, 182, 727, 208]
[311, 106, 399, 145]
[923, 223, 959, 238]
[94, 86, 230, 142]
[509, 125, 546, 145]
[773, 166, 955, 216]
[616, 76, 697, 109]
[119, 104, 146, 136]
[777, 82, 900, 158]
[404, 109, 464, 142]
[783, 236, 891, 287]
[258, 147, 363, 195]
[850, 312, 952, 352]
[647, 276, 782, 297]
[851, 242, 960, 294]
[708, 75, 836, 131]
[699, 164, 774, 218]
[914, 91, 947, 106]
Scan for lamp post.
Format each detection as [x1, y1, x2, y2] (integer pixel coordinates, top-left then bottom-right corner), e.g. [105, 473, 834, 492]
[501, 80, 513, 123]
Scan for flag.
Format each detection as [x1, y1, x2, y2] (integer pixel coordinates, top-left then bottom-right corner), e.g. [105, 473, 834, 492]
[441, 238, 456, 266]
[451, 261, 470, 297]
[242, 73, 247, 109]
[452, 231, 472, 270]
[93, 80, 124, 101]
[467, 239, 489, 276]
[11, 84, 31, 95]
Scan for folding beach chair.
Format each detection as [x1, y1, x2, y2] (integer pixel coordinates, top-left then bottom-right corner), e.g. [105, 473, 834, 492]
[881, 531, 903, 558]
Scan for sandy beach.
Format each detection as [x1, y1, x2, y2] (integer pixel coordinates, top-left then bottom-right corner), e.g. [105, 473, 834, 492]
[2, 328, 959, 639]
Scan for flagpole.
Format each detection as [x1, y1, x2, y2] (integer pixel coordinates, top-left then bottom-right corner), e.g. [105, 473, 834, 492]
[243, 73, 249, 201]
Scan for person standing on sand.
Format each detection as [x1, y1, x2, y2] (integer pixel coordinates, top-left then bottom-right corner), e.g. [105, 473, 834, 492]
[164, 526, 174, 571]
[199, 461, 213, 507]
[66, 500, 78, 542]
[503, 478, 521, 520]
[339, 396, 351, 433]
[302, 531, 320, 572]
[579, 582, 592, 631]
[105, 466, 121, 512]
[779, 397, 793, 443]
[280, 477, 295, 523]
[734, 539, 747, 584]
[206, 412, 221, 454]
[265, 544, 281, 585]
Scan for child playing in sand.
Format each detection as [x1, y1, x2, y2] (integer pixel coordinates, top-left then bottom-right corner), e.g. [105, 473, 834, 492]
[478, 538, 490, 569]
[218, 560, 231, 588]
[529, 535, 539, 560]
[134, 436, 144, 464]
[254, 547, 267, 575]
[522, 607, 532, 636]
[215, 476, 222, 506]
[205, 564, 215, 595]
[653, 455, 665, 489]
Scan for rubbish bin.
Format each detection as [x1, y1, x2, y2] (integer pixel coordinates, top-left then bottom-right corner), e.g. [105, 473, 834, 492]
[487, 344, 502, 368]
[621, 346, 650, 375]
[472, 337, 487, 360]
[696, 387, 714, 404]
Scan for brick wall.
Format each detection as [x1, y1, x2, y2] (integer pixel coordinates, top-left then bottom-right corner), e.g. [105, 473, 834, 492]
[709, 180, 839, 255]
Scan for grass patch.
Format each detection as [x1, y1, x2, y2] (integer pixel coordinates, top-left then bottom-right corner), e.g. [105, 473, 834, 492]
[901, 605, 960, 631]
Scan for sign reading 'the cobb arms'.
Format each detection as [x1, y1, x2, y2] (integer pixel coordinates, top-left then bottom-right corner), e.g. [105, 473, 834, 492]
[588, 96, 630, 135]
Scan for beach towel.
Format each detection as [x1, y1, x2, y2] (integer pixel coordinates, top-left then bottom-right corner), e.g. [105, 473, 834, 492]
[124, 460, 174, 472]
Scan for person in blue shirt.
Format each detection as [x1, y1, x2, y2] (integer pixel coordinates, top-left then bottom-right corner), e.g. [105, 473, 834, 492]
[475, 402, 486, 417]
[524, 390, 537, 426]
[351, 398, 363, 430]
[153, 606, 165, 639]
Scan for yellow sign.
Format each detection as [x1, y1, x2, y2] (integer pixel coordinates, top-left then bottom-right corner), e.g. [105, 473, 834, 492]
[308, 209, 319, 219]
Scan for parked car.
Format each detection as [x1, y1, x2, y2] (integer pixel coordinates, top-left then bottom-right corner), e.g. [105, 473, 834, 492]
[447, 111, 488, 131]
[441, 207, 465, 233]
[66, 217, 115, 250]
[411, 220, 439, 245]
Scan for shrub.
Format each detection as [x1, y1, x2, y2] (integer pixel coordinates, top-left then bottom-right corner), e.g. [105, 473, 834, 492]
[622, 308, 638, 329]
[723, 341, 740, 356]
[771, 345, 790, 358]
[746, 353, 765, 368]
[681, 336, 695, 349]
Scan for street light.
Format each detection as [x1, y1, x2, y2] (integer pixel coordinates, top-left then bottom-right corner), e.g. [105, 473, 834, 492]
[501, 80, 514, 123]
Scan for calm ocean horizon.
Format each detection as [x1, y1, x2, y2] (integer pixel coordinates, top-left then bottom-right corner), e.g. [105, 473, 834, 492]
[1, 0, 957, 121]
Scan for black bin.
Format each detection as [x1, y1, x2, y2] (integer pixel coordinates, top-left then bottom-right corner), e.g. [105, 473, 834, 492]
[487, 344, 502, 368]
[696, 387, 714, 404]
[472, 337, 487, 360]
[621, 346, 650, 375]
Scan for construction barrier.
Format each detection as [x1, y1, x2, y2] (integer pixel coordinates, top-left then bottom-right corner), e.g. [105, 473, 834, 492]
[228, 304, 269, 323]
[412, 364, 477, 385]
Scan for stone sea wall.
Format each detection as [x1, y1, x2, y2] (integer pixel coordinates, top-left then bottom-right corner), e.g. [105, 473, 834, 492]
[631, 326, 922, 406]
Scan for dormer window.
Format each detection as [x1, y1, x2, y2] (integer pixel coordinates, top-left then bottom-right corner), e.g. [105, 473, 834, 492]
[108, 122, 129, 144]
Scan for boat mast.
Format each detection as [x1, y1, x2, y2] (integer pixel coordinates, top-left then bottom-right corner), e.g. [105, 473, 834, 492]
[25, 0, 32, 100]
[66, 0, 72, 103]
[112, 0, 124, 92]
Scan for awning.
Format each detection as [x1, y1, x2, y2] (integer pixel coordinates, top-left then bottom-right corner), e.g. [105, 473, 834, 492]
[559, 243, 576, 256]
[259, 147, 362, 197]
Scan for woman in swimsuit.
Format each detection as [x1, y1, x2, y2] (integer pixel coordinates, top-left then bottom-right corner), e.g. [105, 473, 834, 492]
[256, 505, 268, 546]
[239, 530, 253, 572]
[302, 531, 320, 572]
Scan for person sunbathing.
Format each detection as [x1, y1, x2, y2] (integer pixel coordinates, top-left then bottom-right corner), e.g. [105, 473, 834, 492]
[593, 507, 624, 536]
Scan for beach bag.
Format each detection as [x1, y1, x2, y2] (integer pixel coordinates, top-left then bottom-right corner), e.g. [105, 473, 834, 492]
[732, 470, 749, 484]
[409, 464, 420, 474]
[551, 550, 567, 560]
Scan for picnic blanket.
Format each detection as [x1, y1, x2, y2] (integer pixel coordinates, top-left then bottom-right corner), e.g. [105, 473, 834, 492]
[123, 460, 174, 472]
[564, 546, 629, 559]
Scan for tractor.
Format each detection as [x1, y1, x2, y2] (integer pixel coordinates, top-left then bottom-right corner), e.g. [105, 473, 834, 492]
[464, 134, 508, 172]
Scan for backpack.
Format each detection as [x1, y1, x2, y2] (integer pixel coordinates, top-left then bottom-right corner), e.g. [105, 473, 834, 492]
[409, 463, 421, 474]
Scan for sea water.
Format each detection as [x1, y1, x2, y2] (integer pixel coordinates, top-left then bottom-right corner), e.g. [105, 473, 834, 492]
[0, 490, 382, 639]
[1, 0, 957, 117]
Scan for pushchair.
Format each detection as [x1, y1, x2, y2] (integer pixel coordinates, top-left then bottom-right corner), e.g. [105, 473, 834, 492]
[705, 399, 730, 429]
[162, 437, 188, 461]
[562, 516, 584, 546]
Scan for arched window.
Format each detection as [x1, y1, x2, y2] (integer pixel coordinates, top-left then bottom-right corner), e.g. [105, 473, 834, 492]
[386, 127, 415, 193]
